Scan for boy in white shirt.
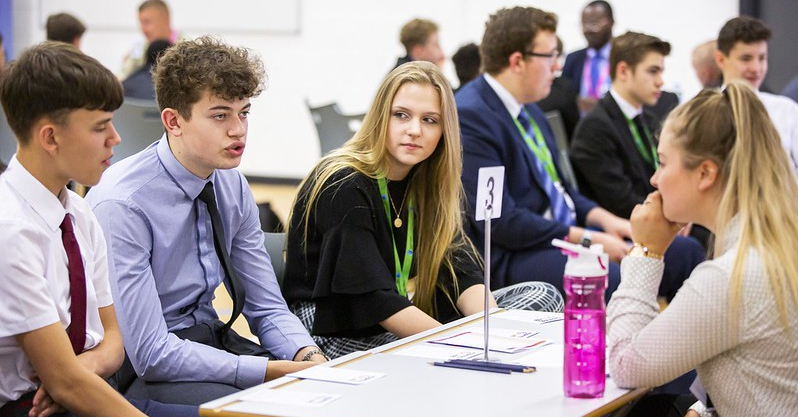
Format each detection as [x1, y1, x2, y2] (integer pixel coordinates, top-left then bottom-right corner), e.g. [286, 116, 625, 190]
[0, 41, 196, 417]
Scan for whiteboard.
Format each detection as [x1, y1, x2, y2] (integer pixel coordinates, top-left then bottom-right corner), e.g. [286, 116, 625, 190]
[39, 0, 301, 35]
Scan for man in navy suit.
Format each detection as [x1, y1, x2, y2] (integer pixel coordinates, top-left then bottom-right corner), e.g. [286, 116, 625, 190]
[456, 7, 702, 300]
[562, 1, 614, 116]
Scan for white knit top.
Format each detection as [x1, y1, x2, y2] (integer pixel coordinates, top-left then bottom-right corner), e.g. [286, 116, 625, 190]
[607, 224, 798, 416]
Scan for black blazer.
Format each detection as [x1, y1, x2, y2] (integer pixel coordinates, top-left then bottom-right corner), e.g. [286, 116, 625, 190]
[456, 75, 597, 289]
[570, 94, 658, 219]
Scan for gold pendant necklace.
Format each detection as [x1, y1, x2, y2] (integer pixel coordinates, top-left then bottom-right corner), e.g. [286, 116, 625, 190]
[388, 181, 410, 228]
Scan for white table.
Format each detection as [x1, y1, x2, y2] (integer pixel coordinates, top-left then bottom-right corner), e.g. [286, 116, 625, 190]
[200, 310, 646, 417]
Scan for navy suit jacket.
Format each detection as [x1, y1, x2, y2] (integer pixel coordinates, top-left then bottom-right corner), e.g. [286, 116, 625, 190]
[561, 48, 588, 95]
[456, 75, 597, 288]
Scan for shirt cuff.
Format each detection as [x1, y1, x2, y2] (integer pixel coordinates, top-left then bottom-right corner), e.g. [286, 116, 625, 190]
[235, 355, 270, 388]
[619, 255, 665, 294]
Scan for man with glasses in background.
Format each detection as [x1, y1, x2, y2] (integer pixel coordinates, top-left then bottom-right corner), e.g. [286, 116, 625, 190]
[455, 7, 699, 303]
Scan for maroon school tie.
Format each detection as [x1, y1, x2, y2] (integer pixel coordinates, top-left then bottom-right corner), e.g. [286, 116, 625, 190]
[60, 214, 86, 355]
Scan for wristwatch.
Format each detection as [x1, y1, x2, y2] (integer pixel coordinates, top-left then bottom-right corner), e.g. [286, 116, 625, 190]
[580, 230, 592, 247]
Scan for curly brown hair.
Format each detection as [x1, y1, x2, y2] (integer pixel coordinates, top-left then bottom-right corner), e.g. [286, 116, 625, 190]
[153, 36, 266, 120]
[480, 7, 557, 75]
[0, 41, 122, 145]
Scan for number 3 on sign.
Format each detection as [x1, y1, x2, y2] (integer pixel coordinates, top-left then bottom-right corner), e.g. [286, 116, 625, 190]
[475, 166, 504, 221]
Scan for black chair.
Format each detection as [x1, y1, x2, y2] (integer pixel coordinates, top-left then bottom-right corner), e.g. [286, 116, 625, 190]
[544, 110, 579, 192]
[263, 232, 287, 288]
[112, 98, 165, 162]
[306, 100, 364, 156]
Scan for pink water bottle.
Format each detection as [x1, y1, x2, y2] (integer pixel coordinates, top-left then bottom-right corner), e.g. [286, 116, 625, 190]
[552, 238, 608, 398]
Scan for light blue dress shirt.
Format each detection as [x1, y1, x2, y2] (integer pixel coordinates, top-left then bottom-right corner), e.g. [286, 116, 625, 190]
[86, 137, 314, 389]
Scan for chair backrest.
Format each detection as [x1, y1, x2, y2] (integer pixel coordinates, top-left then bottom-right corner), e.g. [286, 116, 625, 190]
[544, 110, 579, 192]
[0, 110, 17, 166]
[306, 100, 365, 156]
[263, 232, 287, 288]
[112, 98, 165, 163]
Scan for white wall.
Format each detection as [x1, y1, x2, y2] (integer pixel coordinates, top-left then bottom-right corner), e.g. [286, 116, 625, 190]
[14, 0, 738, 180]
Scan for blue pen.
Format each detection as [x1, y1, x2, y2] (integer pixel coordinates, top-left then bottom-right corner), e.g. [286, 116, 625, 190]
[446, 359, 536, 373]
[431, 361, 511, 374]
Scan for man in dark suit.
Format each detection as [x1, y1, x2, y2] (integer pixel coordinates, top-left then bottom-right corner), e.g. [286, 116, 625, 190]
[561, 1, 614, 116]
[457, 8, 701, 300]
[571, 31, 670, 218]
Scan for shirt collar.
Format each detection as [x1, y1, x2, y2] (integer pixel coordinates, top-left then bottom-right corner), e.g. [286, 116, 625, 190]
[156, 135, 217, 201]
[3, 156, 69, 232]
[587, 42, 612, 59]
[484, 73, 524, 119]
[610, 88, 643, 120]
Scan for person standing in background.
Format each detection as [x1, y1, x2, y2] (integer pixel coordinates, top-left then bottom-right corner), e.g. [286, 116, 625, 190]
[120, 0, 180, 78]
[393, 18, 445, 70]
[562, 1, 615, 116]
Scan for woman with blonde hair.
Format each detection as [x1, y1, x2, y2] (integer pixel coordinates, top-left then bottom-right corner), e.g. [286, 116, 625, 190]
[608, 81, 798, 416]
[283, 62, 562, 358]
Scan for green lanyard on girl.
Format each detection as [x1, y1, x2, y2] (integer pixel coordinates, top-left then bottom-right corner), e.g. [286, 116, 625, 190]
[626, 116, 659, 169]
[512, 109, 561, 183]
[377, 177, 414, 296]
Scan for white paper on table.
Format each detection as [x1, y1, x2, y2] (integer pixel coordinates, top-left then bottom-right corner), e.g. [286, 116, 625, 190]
[427, 331, 550, 354]
[515, 343, 564, 368]
[465, 326, 540, 339]
[240, 389, 340, 407]
[287, 366, 385, 385]
[495, 310, 564, 325]
[388, 343, 484, 360]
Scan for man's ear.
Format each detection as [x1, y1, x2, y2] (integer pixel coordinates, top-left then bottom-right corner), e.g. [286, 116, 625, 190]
[697, 159, 720, 191]
[409, 44, 423, 60]
[33, 119, 59, 156]
[161, 108, 182, 137]
[714, 49, 726, 72]
[615, 61, 630, 83]
[509, 51, 525, 73]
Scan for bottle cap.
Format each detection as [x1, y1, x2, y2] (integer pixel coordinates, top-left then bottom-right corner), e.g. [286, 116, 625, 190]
[552, 238, 609, 278]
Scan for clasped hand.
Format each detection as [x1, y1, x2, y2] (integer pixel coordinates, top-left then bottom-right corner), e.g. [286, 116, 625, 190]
[630, 191, 683, 255]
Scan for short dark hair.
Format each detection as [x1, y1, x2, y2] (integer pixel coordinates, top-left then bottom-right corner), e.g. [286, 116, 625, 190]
[480, 7, 558, 75]
[153, 36, 266, 120]
[452, 43, 481, 86]
[0, 42, 122, 145]
[610, 31, 671, 81]
[717, 16, 772, 55]
[585, 1, 614, 22]
[46, 13, 86, 44]
[139, 0, 169, 14]
[400, 19, 438, 53]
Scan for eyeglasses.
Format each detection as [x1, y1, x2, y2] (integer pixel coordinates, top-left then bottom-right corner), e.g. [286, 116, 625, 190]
[524, 50, 560, 62]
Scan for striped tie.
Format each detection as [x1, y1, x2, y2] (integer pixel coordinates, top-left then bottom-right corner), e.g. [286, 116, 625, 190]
[517, 110, 574, 226]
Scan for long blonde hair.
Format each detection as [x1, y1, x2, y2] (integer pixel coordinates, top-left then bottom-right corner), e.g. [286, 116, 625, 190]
[666, 81, 798, 327]
[291, 61, 477, 316]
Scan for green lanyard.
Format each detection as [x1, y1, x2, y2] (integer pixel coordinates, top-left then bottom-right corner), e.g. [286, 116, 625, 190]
[512, 109, 561, 184]
[626, 116, 659, 169]
[377, 177, 414, 296]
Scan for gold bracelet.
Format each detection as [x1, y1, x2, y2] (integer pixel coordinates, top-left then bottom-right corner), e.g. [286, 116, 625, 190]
[628, 243, 664, 260]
